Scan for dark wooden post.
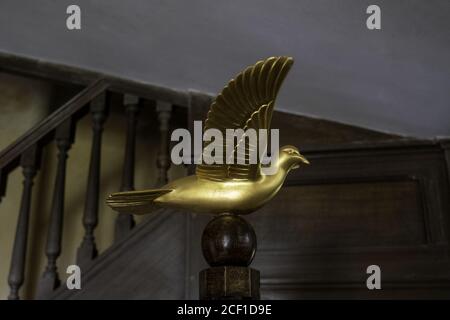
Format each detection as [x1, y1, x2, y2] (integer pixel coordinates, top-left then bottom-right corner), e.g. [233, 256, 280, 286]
[114, 95, 140, 242]
[155, 101, 172, 186]
[199, 213, 260, 300]
[7, 145, 40, 300]
[36, 120, 74, 299]
[77, 94, 108, 267]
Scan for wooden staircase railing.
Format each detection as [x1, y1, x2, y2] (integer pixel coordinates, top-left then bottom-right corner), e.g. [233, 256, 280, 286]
[0, 79, 108, 169]
[0, 58, 191, 299]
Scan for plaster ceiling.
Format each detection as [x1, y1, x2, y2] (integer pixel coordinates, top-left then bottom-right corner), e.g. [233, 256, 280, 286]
[0, 0, 449, 137]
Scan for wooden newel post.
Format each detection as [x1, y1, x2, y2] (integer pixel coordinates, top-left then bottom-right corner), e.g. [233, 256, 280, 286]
[199, 213, 260, 300]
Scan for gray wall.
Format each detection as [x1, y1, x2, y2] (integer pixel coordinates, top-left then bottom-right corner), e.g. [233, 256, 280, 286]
[0, 0, 449, 137]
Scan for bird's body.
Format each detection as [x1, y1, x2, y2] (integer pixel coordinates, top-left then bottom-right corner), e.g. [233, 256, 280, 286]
[107, 145, 307, 215]
[107, 56, 310, 216]
[157, 150, 300, 214]
[158, 175, 279, 215]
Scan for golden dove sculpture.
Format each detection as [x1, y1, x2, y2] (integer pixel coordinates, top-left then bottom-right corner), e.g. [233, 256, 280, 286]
[106, 56, 309, 216]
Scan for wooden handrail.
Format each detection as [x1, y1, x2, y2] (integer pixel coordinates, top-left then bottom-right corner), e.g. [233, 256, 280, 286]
[0, 51, 188, 107]
[0, 79, 109, 170]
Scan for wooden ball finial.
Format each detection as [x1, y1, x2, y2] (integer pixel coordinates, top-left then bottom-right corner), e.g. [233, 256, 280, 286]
[201, 213, 257, 267]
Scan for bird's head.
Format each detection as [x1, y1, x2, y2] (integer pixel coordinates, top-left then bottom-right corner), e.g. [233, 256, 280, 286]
[279, 145, 309, 171]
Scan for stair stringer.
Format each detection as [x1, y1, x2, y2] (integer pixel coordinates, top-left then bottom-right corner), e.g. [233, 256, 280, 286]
[50, 208, 190, 299]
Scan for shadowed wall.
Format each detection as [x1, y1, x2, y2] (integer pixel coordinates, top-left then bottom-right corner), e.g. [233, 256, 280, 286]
[0, 0, 449, 137]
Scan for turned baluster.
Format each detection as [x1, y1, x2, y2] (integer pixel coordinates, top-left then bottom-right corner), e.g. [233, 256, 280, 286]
[114, 94, 140, 241]
[36, 120, 74, 298]
[156, 101, 172, 186]
[77, 94, 108, 267]
[0, 170, 5, 204]
[8, 145, 40, 300]
[187, 91, 213, 174]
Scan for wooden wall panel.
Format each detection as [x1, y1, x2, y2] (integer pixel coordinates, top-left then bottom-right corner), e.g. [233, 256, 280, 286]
[249, 181, 426, 250]
[186, 139, 450, 299]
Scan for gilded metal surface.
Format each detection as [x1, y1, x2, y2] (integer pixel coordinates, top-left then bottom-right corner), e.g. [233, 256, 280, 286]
[106, 56, 309, 216]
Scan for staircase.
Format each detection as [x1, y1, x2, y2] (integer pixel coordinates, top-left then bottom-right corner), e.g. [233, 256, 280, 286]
[1, 52, 450, 300]
[0, 52, 192, 299]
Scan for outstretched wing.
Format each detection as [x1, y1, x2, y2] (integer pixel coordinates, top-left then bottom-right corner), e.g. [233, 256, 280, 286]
[196, 56, 294, 181]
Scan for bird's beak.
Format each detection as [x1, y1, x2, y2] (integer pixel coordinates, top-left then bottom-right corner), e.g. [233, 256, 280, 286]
[291, 153, 310, 169]
[297, 153, 310, 165]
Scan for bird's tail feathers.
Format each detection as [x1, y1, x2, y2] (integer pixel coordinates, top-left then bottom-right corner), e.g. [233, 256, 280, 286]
[106, 188, 172, 215]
